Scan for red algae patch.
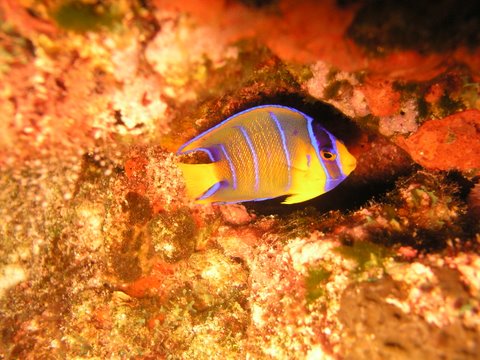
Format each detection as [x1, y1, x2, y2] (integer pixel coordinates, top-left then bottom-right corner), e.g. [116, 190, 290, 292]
[399, 110, 480, 175]
[360, 78, 401, 117]
[366, 51, 448, 82]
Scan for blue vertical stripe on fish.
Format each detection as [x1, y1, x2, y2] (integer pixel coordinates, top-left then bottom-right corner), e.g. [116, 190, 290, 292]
[269, 111, 292, 191]
[219, 143, 237, 190]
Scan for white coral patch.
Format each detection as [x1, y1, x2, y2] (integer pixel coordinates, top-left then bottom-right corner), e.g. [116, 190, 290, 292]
[379, 99, 419, 136]
[306, 345, 333, 360]
[306, 61, 330, 99]
[108, 76, 168, 135]
[111, 39, 140, 82]
[0, 265, 26, 299]
[449, 253, 480, 297]
[287, 234, 341, 273]
[145, 14, 238, 87]
[306, 61, 369, 118]
[251, 303, 266, 328]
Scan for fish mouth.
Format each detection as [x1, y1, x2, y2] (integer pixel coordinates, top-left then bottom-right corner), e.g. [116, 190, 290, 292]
[335, 139, 357, 176]
[344, 157, 357, 175]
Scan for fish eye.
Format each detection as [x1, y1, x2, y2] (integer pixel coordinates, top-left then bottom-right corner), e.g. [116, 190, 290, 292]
[320, 149, 337, 161]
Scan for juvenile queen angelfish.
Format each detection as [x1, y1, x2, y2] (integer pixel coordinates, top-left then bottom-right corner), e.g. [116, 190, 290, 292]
[177, 105, 356, 204]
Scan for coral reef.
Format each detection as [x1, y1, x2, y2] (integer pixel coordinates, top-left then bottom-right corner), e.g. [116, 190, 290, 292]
[0, 0, 479, 359]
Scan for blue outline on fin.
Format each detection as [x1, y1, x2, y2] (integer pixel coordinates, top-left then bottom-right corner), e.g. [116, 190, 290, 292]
[177, 105, 311, 155]
[324, 178, 344, 192]
[219, 144, 237, 190]
[197, 180, 225, 201]
[236, 125, 259, 192]
[269, 111, 292, 190]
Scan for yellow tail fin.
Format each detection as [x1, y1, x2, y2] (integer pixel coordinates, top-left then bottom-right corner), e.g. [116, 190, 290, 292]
[178, 162, 220, 203]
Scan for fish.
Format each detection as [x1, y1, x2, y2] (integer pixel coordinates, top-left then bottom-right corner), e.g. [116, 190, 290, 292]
[177, 105, 356, 204]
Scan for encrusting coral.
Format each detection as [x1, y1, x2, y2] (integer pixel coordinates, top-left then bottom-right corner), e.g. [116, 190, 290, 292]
[0, 0, 479, 359]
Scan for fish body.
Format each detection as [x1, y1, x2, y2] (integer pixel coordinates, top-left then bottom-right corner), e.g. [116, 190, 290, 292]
[177, 105, 356, 204]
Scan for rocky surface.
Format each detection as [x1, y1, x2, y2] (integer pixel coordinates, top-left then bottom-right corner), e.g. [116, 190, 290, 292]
[0, 0, 479, 359]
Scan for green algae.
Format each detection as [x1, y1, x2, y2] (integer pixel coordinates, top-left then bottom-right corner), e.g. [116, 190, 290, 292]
[335, 241, 392, 278]
[285, 63, 314, 85]
[53, 1, 121, 32]
[305, 266, 332, 303]
[410, 185, 439, 208]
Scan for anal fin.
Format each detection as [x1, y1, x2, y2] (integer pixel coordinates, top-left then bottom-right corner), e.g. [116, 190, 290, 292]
[282, 193, 317, 204]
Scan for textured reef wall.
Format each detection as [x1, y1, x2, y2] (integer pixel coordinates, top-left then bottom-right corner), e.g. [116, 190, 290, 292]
[0, 0, 479, 359]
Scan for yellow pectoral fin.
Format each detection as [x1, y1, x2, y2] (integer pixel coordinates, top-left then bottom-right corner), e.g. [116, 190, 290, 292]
[282, 166, 326, 204]
[178, 162, 220, 202]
